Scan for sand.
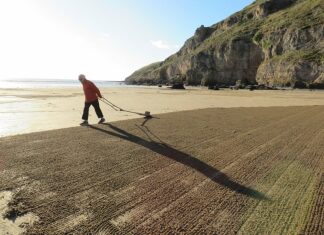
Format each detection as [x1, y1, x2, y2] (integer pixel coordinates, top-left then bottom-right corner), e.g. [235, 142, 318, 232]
[0, 191, 38, 235]
[0, 106, 323, 234]
[1, 86, 324, 137]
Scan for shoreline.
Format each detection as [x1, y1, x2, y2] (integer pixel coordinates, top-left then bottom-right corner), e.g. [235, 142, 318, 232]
[2, 104, 324, 140]
[1, 87, 324, 138]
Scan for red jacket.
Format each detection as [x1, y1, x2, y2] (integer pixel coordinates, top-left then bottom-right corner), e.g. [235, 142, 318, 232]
[82, 80, 102, 102]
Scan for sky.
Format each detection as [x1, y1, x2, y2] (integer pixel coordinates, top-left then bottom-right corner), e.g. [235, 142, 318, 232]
[0, 0, 254, 81]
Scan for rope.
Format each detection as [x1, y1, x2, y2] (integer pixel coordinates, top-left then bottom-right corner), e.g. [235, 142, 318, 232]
[99, 97, 149, 117]
[100, 98, 121, 111]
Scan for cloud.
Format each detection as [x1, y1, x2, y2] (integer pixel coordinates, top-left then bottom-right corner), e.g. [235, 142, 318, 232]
[98, 33, 110, 41]
[102, 33, 110, 38]
[150, 40, 170, 49]
[150, 40, 181, 50]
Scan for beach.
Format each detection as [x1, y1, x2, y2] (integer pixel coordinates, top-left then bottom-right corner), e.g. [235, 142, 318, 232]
[1, 87, 324, 137]
[0, 103, 323, 234]
[1, 0, 323, 233]
[1, 87, 324, 234]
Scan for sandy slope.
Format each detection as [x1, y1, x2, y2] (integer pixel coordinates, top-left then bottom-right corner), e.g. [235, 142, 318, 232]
[1, 87, 324, 137]
[0, 106, 323, 234]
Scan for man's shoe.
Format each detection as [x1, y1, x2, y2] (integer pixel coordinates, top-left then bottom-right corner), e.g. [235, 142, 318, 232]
[98, 118, 106, 124]
[80, 120, 89, 126]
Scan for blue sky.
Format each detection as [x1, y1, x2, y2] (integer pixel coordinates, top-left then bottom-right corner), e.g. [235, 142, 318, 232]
[0, 0, 254, 81]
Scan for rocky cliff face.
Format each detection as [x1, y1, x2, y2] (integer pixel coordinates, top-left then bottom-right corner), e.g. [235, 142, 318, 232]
[126, 0, 324, 88]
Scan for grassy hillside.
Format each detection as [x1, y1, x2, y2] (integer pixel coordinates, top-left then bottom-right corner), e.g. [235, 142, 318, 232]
[126, 0, 324, 87]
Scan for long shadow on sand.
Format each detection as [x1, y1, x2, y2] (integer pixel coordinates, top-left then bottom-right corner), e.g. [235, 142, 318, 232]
[89, 123, 268, 200]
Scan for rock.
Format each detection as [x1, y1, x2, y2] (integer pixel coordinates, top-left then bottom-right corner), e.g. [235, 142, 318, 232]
[125, 0, 324, 89]
[309, 83, 324, 89]
[255, 0, 296, 18]
[170, 84, 185, 89]
[256, 59, 323, 87]
[208, 85, 219, 90]
[169, 74, 185, 89]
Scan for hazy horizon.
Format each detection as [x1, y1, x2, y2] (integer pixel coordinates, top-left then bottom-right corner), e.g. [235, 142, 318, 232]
[0, 0, 254, 81]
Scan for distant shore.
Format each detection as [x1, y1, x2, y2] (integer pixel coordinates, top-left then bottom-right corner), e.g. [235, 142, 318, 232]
[1, 86, 324, 137]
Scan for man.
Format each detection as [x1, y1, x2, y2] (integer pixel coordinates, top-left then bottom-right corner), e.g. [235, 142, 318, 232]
[78, 74, 105, 125]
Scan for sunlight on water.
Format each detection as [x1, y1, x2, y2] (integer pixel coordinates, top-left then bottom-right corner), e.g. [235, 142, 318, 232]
[0, 79, 125, 89]
[0, 98, 36, 137]
[0, 96, 27, 104]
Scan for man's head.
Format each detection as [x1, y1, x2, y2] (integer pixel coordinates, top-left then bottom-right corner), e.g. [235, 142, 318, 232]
[78, 74, 86, 83]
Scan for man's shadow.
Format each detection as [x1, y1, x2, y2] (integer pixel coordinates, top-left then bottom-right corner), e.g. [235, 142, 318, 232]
[89, 122, 268, 200]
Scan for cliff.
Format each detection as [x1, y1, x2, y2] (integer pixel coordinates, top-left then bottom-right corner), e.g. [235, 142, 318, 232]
[125, 0, 324, 88]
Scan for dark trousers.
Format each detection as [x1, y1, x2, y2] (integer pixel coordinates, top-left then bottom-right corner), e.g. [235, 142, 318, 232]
[82, 99, 103, 120]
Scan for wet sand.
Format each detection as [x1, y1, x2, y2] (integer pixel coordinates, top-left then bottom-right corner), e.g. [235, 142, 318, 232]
[1, 87, 324, 137]
[0, 106, 323, 234]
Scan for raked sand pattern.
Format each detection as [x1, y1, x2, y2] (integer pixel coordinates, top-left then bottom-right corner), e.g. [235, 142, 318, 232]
[0, 106, 323, 234]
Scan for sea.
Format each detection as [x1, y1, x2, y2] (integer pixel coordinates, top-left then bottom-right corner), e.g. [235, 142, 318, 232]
[0, 79, 127, 89]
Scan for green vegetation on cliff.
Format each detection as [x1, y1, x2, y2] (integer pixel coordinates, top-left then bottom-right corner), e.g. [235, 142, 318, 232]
[126, 0, 323, 87]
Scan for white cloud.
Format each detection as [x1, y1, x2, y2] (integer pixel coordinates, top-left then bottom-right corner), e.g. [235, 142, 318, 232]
[98, 33, 110, 41]
[150, 40, 181, 50]
[103, 33, 110, 38]
[150, 40, 170, 49]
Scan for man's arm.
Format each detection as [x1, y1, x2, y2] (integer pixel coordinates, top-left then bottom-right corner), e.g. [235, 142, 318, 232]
[90, 82, 103, 98]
